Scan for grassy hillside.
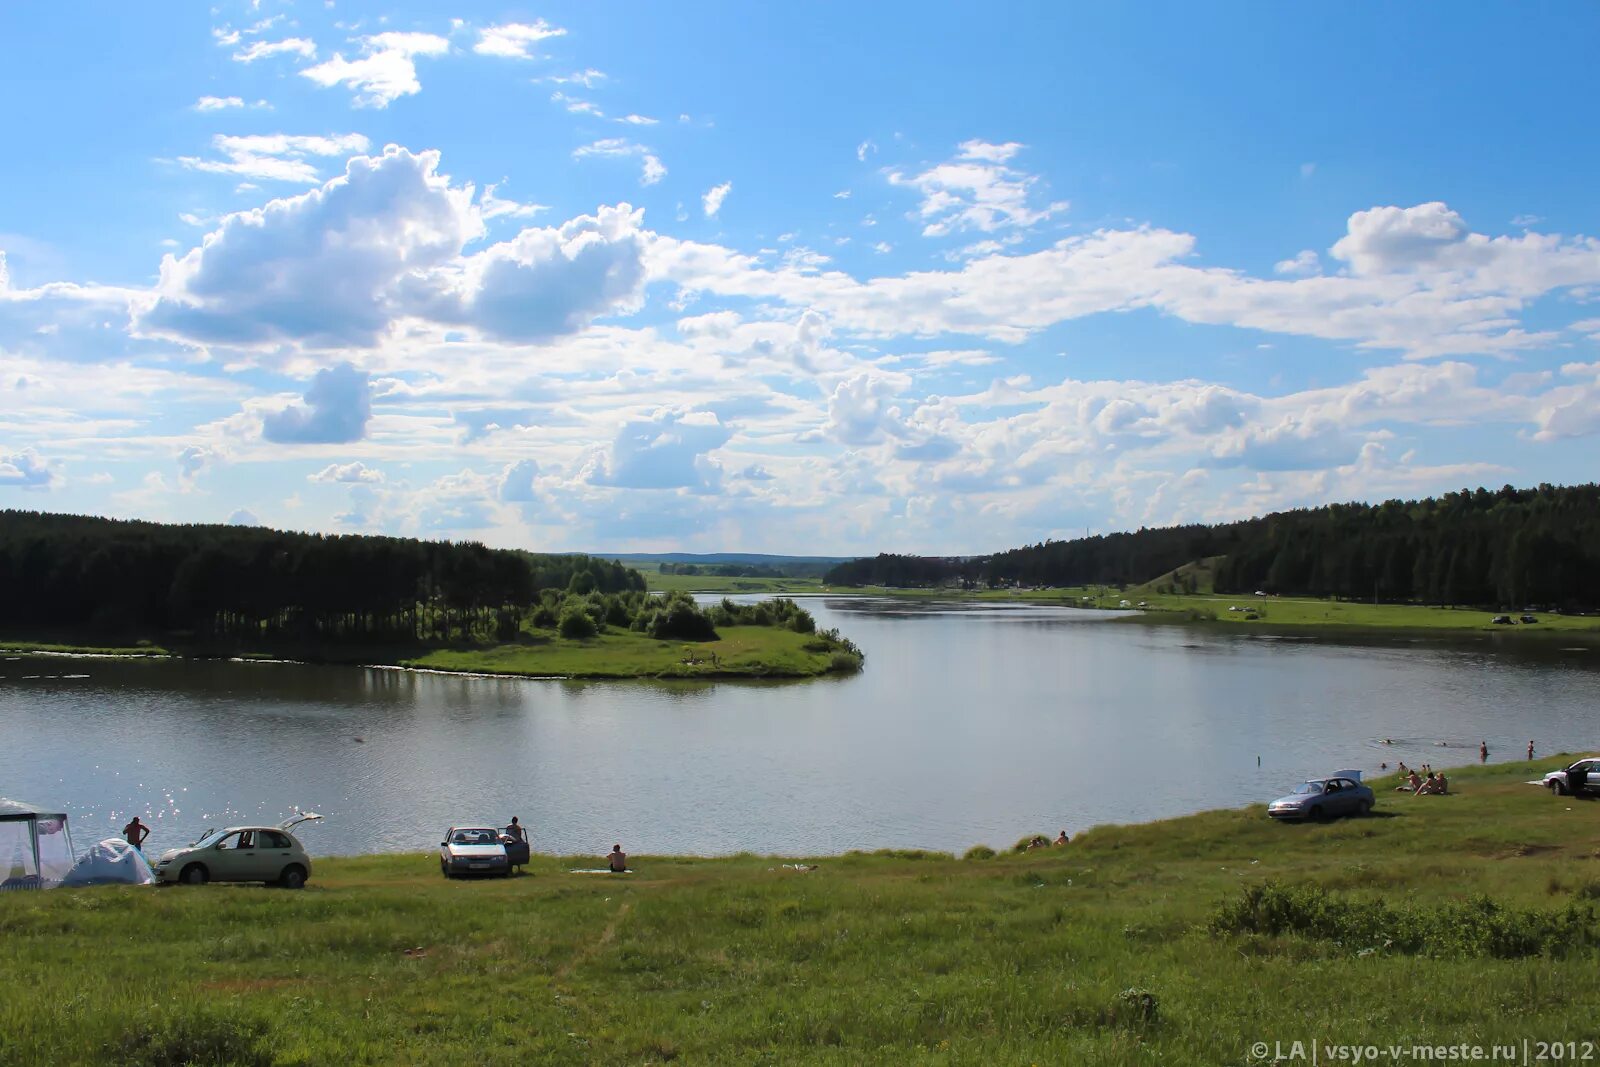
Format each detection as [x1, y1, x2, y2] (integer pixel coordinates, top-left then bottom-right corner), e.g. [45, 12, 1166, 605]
[643, 571, 827, 595]
[1126, 555, 1221, 597]
[4, 759, 1599, 1063]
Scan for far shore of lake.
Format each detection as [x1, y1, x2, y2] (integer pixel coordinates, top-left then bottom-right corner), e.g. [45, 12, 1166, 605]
[650, 575, 1600, 641]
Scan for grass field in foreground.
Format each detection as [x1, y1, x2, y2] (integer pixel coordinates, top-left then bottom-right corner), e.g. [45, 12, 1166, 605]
[402, 625, 847, 678]
[4, 760, 1599, 1064]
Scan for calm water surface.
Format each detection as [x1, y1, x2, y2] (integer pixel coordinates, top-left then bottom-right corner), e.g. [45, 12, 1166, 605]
[2, 598, 1598, 858]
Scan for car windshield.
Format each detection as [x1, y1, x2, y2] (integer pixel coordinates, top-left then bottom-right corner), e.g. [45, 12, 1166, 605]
[192, 828, 230, 848]
[1291, 782, 1325, 795]
[451, 829, 498, 845]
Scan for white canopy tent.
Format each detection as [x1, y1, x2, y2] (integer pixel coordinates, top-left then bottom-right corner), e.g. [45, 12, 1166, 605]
[0, 797, 75, 890]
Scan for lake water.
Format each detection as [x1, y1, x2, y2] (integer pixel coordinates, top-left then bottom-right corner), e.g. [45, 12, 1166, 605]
[2, 598, 1598, 859]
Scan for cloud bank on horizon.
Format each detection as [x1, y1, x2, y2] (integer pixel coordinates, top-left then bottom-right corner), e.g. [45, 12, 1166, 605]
[2, 2, 1598, 554]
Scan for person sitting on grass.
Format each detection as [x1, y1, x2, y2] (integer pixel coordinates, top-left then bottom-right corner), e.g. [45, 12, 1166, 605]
[607, 844, 628, 873]
[1433, 773, 1449, 795]
[1397, 770, 1422, 792]
[1054, 830, 1069, 846]
[1415, 772, 1445, 795]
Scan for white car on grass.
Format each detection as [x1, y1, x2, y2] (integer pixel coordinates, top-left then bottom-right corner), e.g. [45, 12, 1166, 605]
[154, 813, 322, 888]
[439, 826, 511, 878]
[1539, 757, 1600, 797]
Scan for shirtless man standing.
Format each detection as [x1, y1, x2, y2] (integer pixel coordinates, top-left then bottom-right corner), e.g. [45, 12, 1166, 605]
[123, 816, 151, 851]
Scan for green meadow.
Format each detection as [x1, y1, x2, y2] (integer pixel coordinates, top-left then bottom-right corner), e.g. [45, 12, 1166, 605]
[641, 571, 827, 595]
[4, 759, 1598, 1064]
[402, 625, 852, 679]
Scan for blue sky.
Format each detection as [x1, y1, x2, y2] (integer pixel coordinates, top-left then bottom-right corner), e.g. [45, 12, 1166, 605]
[3, 2, 1599, 553]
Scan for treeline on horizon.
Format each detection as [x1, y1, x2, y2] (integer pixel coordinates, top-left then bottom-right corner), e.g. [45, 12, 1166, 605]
[0, 510, 643, 644]
[825, 483, 1600, 609]
[659, 562, 815, 579]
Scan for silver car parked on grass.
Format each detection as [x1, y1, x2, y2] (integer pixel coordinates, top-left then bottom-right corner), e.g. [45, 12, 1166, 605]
[154, 812, 322, 887]
[1268, 774, 1374, 821]
[1540, 756, 1600, 796]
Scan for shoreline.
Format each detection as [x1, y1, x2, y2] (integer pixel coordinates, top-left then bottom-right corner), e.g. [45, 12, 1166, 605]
[0, 626, 857, 682]
[661, 584, 1600, 642]
[98, 756, 1578, 865]
[11, 756, 1598, 1061]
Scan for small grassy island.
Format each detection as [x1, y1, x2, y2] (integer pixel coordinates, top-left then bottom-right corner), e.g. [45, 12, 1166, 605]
[0, 511, 863, 680]
[398, 593, 862, 679]
[4, 759, 1598, 1063]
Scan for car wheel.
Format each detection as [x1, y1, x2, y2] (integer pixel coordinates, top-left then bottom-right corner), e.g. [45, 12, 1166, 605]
[440, 859, 450, 878]
[278, 864, 307, 889]
[1548, 779, 1567, 796]
[1357, 799, 1373, 816]
[1311, 804, 1331, 822]
[180, 863, 209, 886]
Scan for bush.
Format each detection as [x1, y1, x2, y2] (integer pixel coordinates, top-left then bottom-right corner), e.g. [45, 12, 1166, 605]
[648, 595, 719, 641]
[1210, 882, 1600, 958]
[1108, 988, 1160, 1028]
[116, 1009, 271, 1067]
[829, 650, 863, 673]
[963, 845, 997, 861]
[558, 606, 598, 639]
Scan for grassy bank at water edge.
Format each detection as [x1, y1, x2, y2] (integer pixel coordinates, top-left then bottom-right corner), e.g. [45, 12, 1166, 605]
[0, 625, 861, 680]
[4, 759, 1600, 1063]
[401, 624, 857, 679]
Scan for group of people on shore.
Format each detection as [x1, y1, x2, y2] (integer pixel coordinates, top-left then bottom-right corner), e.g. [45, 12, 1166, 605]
[1025, 830, 1070, 850]
[1393, 762, 1449, 795]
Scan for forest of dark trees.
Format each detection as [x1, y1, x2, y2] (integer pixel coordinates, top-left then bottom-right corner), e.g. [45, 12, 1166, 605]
[0, 510, 644, 644]
[825, 484, 1600, 609]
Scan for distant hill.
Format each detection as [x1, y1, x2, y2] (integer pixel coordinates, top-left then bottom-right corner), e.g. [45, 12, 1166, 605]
[610, 552, 853, 565]
[611, 553, 852, 580]
[825, 483, 1600, 610]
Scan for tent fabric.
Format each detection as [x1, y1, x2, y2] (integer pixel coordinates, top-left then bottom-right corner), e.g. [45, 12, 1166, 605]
[62, 838, 155, 888]
[0, 797, 67, 820]
[0, 797, 75, 890]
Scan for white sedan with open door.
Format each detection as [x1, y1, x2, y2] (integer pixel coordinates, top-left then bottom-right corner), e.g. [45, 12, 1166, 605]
[154, 813, 323, 888]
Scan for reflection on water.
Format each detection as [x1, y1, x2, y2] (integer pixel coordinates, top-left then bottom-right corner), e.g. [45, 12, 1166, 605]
[3, 598, 1599, 858]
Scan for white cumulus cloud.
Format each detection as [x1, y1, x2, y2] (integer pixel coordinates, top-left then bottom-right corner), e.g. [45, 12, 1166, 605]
[234, 37, 317, 63]
[177, 132, 371, 184]
[474, 21, 565, 59]
[301, 32, 450, 108]
[887, 139, 1066, 237]
[702, 181, 731, 218]
[573, 138, 666, 186]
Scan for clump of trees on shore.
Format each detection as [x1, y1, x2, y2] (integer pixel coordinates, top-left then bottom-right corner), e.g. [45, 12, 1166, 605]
[825, 483, 1600, 609]
[529, 590, 859, 660]
[0, 510, 642, 643]
[0, 511, 864, 667]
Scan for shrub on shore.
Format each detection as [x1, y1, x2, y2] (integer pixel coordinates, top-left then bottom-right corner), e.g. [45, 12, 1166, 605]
[1210, 881, 1600, 958]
